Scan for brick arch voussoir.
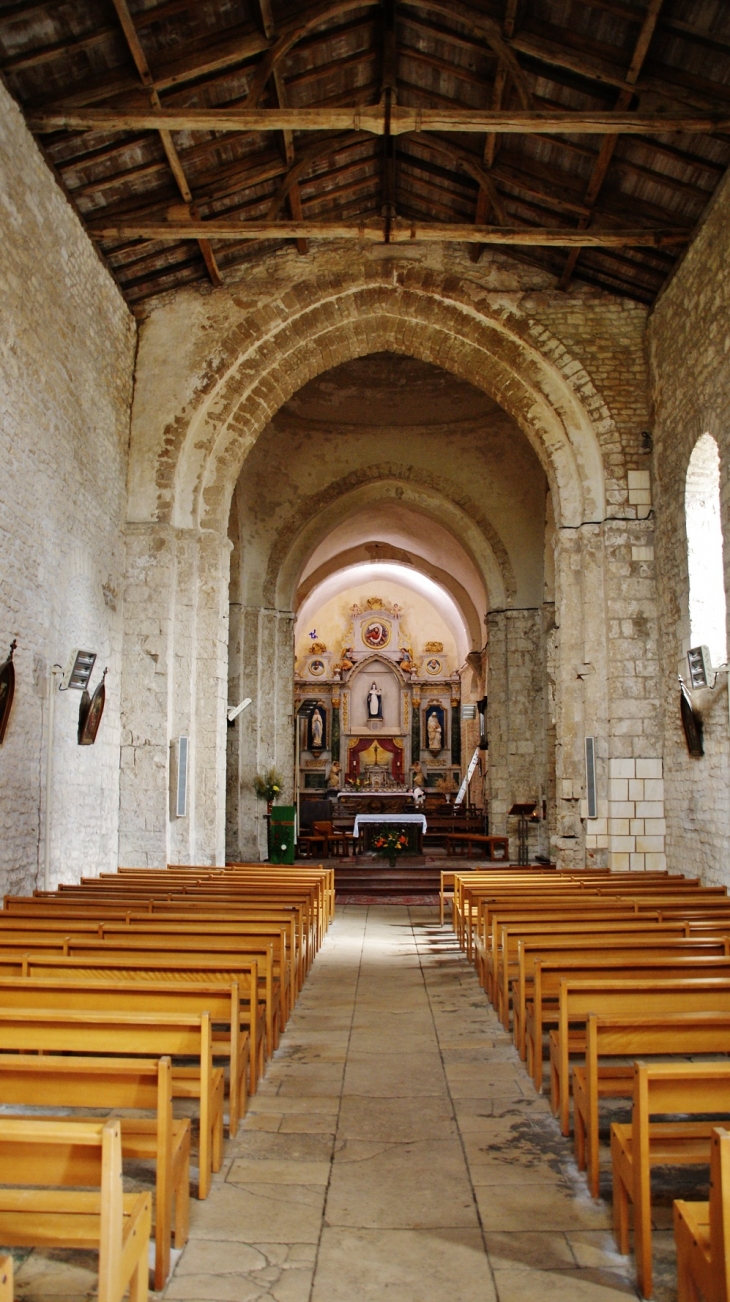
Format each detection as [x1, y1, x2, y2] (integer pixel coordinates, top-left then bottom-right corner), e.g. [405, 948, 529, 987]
[198, 308, 579, 532]
[165, 275, 610, 532]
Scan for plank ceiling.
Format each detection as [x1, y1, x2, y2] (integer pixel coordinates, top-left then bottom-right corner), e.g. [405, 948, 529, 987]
[1, 0, 729, 308]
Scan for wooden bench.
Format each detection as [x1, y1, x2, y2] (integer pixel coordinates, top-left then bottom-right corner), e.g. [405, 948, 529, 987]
[0, 1117, 151, 1302]
[513, 933, 729, 1059]
[549, 978, 730, 1136]
[0, 1007, 223, 1200]
[674, 1127, 730, 1302]
[0, 1256, 11, 1302]
[0, 972, 248, 1135]
[525, 955, 730, 1094]
[609, 1057, 730, 1299]
[0, 1052, 188, 1291]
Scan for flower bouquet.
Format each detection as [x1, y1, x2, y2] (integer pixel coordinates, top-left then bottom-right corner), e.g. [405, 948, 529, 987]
[253, 767, 284, 812]
[374, 828, 409, 867]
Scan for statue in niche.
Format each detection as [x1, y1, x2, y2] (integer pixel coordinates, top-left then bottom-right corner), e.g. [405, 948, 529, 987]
[367, 681, 383, 719]
[311, 708, 324, 750]
[427, 712, 443, 753]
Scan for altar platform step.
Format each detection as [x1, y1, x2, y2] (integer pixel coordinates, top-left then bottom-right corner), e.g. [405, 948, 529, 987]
[334, 861, 442, 896]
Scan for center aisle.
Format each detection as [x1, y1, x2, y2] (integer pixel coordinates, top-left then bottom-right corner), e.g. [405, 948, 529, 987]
[163, 906, 637, 1302]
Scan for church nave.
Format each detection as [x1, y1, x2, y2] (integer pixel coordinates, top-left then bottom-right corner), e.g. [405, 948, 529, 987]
[162, 907, 636, 1302]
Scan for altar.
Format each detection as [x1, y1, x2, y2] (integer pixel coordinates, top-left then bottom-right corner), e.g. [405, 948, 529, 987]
[352, 812, 427, 854]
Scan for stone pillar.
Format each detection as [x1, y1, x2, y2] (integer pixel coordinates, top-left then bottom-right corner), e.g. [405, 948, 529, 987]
[226, 605, 294, 862]
[119, 522, 231, 867]
[485, 608, 547, 859]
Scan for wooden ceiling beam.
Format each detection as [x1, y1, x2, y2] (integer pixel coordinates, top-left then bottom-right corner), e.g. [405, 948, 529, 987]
[28, 106, 730, 135]
[470, 0, 518, 263]
[85, 217, 690, 246]
[556, 0, 665, 290]
[257, 0, 308, 255]
[109, 0, 222, 287]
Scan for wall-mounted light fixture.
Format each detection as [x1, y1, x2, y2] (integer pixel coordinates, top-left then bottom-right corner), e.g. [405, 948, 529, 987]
[59, 648, 97, 692]
[687, 645, 715, 690]
[227, 697, 252, 726]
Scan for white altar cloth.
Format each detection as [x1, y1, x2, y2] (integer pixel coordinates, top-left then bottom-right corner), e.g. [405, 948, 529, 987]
[353, 813, 427, 836]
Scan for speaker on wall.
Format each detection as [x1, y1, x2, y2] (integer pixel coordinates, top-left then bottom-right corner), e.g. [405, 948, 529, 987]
[584, 736, 597, 820]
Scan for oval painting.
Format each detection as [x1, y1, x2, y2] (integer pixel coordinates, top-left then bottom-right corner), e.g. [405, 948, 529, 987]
[363, 619, 391, 649]
[309, 659, 325, 676]
[426, 658, 442, 675]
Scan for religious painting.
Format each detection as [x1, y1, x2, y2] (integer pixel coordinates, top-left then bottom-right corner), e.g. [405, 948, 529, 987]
[308, 705, 326, 753]
[423, 703, 446, 754]
[78, 670, 106, 746]
[425, 657, 442, 675]
[362, 618, 391, 650]
[0, 640, 16, 745]
[308, 659, 325, 676]
[680, 680, 704, 757]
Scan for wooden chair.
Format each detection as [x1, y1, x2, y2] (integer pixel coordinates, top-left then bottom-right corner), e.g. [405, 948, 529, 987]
[312, 821, 349, 857]
[675, 1127, 730, 1302]
[0, 1117, 151, 1302]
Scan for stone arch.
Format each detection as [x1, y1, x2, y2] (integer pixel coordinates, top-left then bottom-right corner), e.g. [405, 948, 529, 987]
[262, 467, 515, 617]
[150, 272, 611, 535]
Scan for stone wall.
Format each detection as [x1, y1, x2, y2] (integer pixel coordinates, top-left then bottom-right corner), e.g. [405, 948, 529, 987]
[649, 174, 730, 885]
[0, 84, 135, 890]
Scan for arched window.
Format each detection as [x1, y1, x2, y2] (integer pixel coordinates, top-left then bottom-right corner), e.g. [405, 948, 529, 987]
[685, 433, 727, 667]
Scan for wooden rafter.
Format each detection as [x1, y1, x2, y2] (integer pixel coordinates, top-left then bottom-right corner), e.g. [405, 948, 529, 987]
[556, 0, 666, 291]
[27, 107, 730, 135]
[470, 0, 524, 263]
[109, 0, 221, 287]
[256, 0, 308, 256]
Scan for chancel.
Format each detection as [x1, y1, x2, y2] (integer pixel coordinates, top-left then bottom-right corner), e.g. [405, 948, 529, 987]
[3, 1, 730, 1297]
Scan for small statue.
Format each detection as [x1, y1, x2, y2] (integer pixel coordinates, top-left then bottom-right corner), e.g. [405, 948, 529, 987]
[398, 645, 416, 674]
[427, 712, 443, 752]
[413, 785, 425, 806]
[340, 645, 355, 672]
[412, 760, 425, 789]
[367, 681, 383, 719]
[326, 760, 341, 791]
[311, 708, 324, 749]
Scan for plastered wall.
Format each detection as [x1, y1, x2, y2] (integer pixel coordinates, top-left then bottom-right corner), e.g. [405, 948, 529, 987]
[0, 84, 135, 891]
[649, 174, 730, 885]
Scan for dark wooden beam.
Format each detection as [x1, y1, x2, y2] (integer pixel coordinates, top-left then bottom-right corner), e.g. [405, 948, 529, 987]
[86, 217, 691, 246]
[257, 0, 308, 254]
[28, 106, 730, 135]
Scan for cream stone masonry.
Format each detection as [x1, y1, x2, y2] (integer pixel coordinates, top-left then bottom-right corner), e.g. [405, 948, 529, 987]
[649, 170, 730, 887]
[0, 82, 135, 893]
[120, 245, 660, 867]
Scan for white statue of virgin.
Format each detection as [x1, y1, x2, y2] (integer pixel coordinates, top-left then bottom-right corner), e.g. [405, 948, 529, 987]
[367, 682, 382, 718]
[311, 708, 323, 749]
[427, 711, 442, 752]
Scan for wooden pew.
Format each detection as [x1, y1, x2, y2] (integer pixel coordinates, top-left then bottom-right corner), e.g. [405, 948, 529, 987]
[525, 955, 730, 1092]
[674, 1127, 730, 1302]
[0, 1008, 223, 1200]
[0, 1052, 188, 1291]
[549, 979, 730, 1136]
[26, 952, 265, 1096]
[0, 1117, 151, 1302]
[609, 1057, 730, 1299]
[0, 973, 249, 1135]
[513, 933, 729, 1058]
